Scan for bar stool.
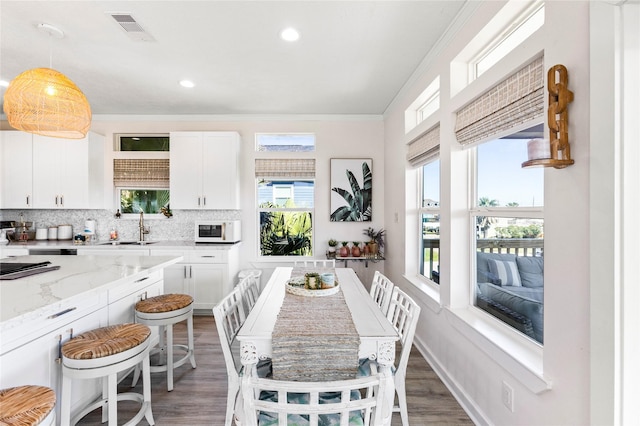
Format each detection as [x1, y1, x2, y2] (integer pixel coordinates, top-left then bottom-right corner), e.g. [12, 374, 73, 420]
[0, 385, 56, 425]
[133, 293, 196, 391]
[60, 323, 154, 426]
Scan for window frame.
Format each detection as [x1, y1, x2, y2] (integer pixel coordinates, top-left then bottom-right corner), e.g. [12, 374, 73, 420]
[418, 158, 441, 286]
[257, 179, 315, 258]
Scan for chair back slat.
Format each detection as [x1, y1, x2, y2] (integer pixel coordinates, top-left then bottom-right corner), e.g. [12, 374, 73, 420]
[386, 286, 421, 377]
[238, 274, 260, 315]
[213, 288, 246, 379]
[244, 369, 388, 426]
[369, 271, 394, 315]
[293, 259, 336, 268]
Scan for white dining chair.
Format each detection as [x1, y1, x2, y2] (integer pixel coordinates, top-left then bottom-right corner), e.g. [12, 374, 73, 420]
[369, 271, 394, 315]
[238, 273, 260, 315]
[242, 363, 389, 426]
[212, 288, 248, 426]
[385, 286, 421, 426]
[293, 259, 336, 268]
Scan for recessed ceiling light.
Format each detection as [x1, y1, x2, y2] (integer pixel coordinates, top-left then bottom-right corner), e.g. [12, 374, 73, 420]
[0, 80, 9, 88]
[179, 80, 195, 88]
[280, 27, 300, 42]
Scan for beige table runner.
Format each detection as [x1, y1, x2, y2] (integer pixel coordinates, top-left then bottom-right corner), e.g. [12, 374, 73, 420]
[271, 268, 360, 381]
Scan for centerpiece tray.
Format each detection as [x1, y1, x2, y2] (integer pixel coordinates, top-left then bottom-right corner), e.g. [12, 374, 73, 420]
[286, 276, 340, 297]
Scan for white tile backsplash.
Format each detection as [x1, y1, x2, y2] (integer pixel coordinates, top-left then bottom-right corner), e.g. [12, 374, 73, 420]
[0, 209, 241, 242]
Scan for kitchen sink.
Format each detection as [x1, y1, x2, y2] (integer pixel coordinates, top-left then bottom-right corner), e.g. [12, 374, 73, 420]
[99, 241, 157, 246]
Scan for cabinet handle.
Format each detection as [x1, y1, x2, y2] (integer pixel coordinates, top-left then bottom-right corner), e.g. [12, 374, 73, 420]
[48, 307, 77, 319]
[203, 197, 206, 206]
[56, 334, 63, 364]
[201, 255, 215, 258]
[135, 277, 149, 283]
[190, 265, 193, 279]
[197, 197, 201, 206]
[60, 195, 64, 206]
[55, 195, 58, 206]
[26, 195, 30, 206]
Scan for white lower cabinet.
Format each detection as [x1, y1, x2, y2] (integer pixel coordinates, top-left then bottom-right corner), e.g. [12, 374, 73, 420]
[0, 305, 109, 421]
[107, 270, 164, 324]
[150, 247, 239, 311]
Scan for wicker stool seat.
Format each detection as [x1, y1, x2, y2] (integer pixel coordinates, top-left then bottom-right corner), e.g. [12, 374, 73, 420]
[134, 293, 196, 392]
[0, 385, 56, 426]
[60, 323, 154, 426]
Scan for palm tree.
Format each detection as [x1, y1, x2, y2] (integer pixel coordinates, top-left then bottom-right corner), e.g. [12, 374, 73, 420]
[477, 197, 499, 238]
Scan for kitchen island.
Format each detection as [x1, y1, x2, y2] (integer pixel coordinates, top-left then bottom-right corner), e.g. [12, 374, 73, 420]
[0, 254, 182, 420]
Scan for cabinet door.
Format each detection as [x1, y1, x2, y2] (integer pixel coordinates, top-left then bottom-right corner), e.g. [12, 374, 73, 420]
[202, 132, 239, 209]
[170, 132, 203, 209]
[0, 306, 108, 421]
[59, 137, 89, 208]
[163, 264, 189, 295]
[108, 279, 163, 325]
[32, 136, 63, 208]
[190, 263, 226, 310]
[1, 131, 33, 208]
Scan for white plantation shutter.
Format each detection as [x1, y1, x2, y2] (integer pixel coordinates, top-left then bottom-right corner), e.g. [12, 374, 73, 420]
[407, 124, 440, 168]
[255, 159, 316, 179]
[455, 56, 544, 146]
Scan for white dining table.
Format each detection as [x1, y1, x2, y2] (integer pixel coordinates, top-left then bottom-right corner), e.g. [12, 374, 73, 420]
[237, 266, 398, 425]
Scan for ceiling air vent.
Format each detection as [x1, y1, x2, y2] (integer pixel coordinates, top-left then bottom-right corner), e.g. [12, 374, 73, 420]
[107, 13, 155, 41]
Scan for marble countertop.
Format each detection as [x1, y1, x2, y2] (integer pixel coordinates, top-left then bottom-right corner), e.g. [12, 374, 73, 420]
[0, 254, 182, 328]
[2, 240, 240, 250]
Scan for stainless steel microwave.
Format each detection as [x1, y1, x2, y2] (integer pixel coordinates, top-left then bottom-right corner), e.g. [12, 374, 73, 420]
[195, 220, 241, 243]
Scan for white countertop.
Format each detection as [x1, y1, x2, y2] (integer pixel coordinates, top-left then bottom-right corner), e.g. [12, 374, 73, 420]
[0, 254, 182, 328]
[2, 240, 240, 250]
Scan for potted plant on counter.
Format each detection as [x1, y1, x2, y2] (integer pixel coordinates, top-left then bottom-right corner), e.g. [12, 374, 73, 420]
[364, 227, 385, 257]
[339, 241, 350, 257]
[327, 238, 338, 258]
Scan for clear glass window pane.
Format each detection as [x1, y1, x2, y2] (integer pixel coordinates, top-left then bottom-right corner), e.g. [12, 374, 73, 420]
[119, 189, 170, 214]
[477, 138, 544, 208]
[259, 211, 313, 256]
[421, 213, 440, 282]
[422, 160, 440, 207]
[256, 134, 315, 152]
[119, 136, 170, 151]
[258, 180, 314, 208]
[474, 216, 544, 343]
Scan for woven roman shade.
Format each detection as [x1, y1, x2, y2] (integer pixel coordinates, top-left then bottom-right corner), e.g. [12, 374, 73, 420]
[455, 56, 544, 146]
[113, 159, 169, 188]
[255, 158, 316, 179]
[407, 124, 440, 168]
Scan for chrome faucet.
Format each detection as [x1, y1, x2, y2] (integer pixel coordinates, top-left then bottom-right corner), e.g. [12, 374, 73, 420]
[139, 210, 150, 242]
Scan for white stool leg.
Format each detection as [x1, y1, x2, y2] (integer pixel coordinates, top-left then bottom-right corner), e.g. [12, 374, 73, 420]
[101, 376, 109, 423]
[143, 352, 155, 425]
[167, 323, 174, 391]
[158, 324, 166, 365]
[60, 373, 73, 426]
[108, 372, 117, 425]
[187, 313, 196, 369]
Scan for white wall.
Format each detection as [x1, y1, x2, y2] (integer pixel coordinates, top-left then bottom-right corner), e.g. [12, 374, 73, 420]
[382, 1, 598, 424]
[87, 117, 386, 275]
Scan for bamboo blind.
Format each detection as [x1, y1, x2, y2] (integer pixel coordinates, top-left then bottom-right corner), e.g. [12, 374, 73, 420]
[455, 56, 544, 146]
[407, 124, 440, 168]
[113, 159, 170, 188]
[255, 158, 316, 178]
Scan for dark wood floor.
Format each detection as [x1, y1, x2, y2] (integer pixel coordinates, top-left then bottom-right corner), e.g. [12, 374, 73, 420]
[78, 315, 473, 425]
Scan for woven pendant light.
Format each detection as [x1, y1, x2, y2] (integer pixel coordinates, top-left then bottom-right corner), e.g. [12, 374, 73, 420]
[3, 67, 91, 139]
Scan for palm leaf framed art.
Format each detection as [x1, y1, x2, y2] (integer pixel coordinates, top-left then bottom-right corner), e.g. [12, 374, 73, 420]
[330, 158, 372, 222]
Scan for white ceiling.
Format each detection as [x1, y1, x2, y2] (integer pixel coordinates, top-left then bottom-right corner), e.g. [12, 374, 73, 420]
[0, 1, 466, 116]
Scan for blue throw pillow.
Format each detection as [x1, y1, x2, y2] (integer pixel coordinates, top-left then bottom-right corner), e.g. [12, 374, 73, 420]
[487, 259, 522, 287]
[516, 256, 544, 288]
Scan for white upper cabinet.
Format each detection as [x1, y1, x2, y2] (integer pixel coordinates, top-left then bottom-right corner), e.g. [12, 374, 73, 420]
[170, 131, 240, 210]
[0, 131, 105, 209]
[0, 131, 33, 208]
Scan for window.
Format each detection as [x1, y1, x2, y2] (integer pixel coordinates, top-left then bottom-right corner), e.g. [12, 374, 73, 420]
[473, 3, 544, 79]
[117, 134, 170, 151]
[256, 133, 315, 152]
[118, 189, 170, 214]
[405, 76, 440, 133]
[420, 160, 440, 283]
[258, 180, 314, 256]
[471, 129, 544, 344]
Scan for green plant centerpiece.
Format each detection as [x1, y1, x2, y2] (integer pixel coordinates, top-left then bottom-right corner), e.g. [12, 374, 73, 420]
[364, 227, 385, 256]
[304, 272, 321, 290]
[327, 238, 338, 258]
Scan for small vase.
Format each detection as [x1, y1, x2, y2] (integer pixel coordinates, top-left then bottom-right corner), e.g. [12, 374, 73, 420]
[339, 245, 350, 257]
[351, 245, 361, 257]
[368, 242, 379, 256]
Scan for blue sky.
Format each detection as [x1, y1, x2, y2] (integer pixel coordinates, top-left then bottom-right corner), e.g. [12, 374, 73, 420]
[423, 138, 544, 207]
